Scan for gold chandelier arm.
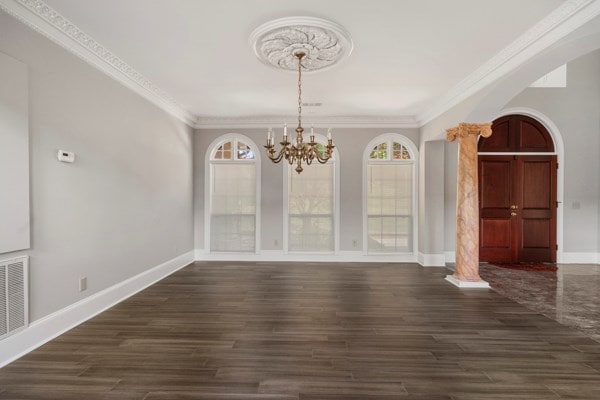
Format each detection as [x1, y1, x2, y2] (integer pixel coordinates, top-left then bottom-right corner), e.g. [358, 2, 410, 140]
[264, 144, 286, 163]
[311, 143, 334, 164]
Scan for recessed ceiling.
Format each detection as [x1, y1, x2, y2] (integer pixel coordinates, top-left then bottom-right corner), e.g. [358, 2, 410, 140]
[29, 0, 567, 124]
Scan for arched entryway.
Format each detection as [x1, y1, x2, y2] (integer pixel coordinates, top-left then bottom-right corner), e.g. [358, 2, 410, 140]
[478, 114, 557, 263]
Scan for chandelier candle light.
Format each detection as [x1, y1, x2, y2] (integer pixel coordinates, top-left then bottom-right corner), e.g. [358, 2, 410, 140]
[264, 51, 335, 174]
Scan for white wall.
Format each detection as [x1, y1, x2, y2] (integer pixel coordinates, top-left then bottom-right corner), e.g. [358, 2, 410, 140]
[194, 127, 419, 254]
[444, 50, 600, 257]
[0, 12, 194, 321]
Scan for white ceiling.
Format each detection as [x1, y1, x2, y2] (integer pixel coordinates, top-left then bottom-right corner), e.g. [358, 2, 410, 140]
[38, 0, 565, 125]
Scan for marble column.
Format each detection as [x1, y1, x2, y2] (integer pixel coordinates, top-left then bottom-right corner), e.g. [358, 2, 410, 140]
[446, 123, 492, 288]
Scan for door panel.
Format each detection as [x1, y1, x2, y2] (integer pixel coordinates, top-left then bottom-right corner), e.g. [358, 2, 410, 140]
[479, 156, 515, 262]
[518, 119, 555, 152]
[479, 155, 556, 263]
[517, 156, 557, 262]
[481, 220, 511, 248]
[480, 115, 554, 152]
[480, 160, 511, 208]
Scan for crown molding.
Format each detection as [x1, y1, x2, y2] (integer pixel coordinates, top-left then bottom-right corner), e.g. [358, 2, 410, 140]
[0, 0, 198, 127]
[3, 0, 599, 131]
[417, 0, 600, 126]
[194, 115, 420, 130]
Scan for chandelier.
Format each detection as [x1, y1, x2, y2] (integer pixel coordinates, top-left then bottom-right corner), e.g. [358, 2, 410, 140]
[264, 51, 335, 174]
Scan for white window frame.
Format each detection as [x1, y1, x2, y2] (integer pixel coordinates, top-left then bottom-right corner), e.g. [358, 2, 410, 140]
[363, 133, 419, 255]
[204, 133, 261, 254]
[283, 134, 340, 254]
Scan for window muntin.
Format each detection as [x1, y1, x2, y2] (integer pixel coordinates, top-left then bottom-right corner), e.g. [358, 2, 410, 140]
[212, 140, 256, 160]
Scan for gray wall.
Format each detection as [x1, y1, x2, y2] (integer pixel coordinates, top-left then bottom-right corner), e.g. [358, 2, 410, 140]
[0, 52, 29, 254]
[194, 127, 419, 252]
[418, 140, 445, 257]
[444, 50, 600, 255]
[0, 12, 194, 321]
[444, 140, 458, 254]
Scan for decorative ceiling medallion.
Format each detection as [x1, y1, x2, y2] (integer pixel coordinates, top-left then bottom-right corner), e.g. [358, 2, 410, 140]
[250, 17, 353, 72]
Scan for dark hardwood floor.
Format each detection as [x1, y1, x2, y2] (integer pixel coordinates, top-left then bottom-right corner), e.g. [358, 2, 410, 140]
[1, 261, 600, 399]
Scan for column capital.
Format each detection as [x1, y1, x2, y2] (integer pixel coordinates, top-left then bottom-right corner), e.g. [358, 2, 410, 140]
[446, 123, 492, 142]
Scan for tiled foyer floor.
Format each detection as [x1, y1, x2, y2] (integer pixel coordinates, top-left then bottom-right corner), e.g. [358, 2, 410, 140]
[480, 263, 600, 343]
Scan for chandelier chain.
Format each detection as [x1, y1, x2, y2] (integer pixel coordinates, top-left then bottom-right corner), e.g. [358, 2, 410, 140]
[264, 51, 334, 174]
[297, 55, 302, 131]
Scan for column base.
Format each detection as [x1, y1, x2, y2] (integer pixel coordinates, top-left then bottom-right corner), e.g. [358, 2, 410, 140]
[445, 275, 490, 288]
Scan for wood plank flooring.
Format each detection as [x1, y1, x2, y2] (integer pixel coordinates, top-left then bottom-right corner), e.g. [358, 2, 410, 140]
[2, 261, 600, 399]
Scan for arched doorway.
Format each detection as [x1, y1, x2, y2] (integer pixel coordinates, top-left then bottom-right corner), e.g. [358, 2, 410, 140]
[478, 114, 557, 263]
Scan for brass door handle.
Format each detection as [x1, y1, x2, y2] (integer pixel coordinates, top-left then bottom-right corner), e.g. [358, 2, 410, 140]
[510, 205, 519, 209]
[510, 212, 517, 216]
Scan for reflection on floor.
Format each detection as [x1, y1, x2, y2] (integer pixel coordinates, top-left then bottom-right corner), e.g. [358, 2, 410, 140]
[481, 263, 600, 343]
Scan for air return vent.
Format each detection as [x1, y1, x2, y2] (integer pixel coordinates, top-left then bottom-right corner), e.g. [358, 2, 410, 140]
[0, 256, 28, 340]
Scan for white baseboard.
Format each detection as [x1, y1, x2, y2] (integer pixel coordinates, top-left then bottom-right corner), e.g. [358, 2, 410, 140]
[560, 252, 600, 264]
[0, 250, 195, 368]
[443, 251, 599, 265]
[417, 252, 446, 267]
[195, 249, 418, 264]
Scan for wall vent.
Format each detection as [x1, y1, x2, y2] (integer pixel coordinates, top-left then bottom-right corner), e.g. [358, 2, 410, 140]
[0, 256, 28, 340]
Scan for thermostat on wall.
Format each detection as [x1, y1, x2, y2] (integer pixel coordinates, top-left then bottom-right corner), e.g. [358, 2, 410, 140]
[57, 150, 75, 163]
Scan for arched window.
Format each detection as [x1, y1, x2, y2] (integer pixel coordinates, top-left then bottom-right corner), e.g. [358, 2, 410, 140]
[205, 134, 260, 253]
[364, 134, 418, 254]
[284, 136, 339, 253]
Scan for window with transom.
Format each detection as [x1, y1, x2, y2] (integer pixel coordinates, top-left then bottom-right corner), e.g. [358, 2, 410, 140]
[365, 135, 417, 253]
[207, 135, 259, 252]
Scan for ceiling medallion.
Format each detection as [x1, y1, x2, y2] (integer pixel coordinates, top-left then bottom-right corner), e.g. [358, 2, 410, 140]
[250, 16, 353, 72]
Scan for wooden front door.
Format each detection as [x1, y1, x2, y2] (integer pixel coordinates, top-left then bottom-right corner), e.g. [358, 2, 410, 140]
[479, 155, 557, 262]
[478, 115, 557, 263]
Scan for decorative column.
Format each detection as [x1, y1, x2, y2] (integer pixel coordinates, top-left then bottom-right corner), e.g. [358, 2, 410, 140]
[446, 123, 492, 288]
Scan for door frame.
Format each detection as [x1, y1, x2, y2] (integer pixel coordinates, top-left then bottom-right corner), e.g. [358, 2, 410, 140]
[481, 107, 564, 262]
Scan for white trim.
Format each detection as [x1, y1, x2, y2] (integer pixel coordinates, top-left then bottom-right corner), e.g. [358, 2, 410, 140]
[195, 249, 418, 263]
[445, 275, 490, 289]
[204, 134, 261, 255]
[362, 134, 419, 257]
[417, 252, 446, 267]
[0, 0, 196, 126]
[195, 116, 420, 129]
[0, 251, 195, 368]
[561, 252, 600, 264]
[283, 134, 340, 254]
[494, 107, 565, 263]
[3, 0, 598, 130]
[196, 249, 600, 265]
[417, 0, 600, 126]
